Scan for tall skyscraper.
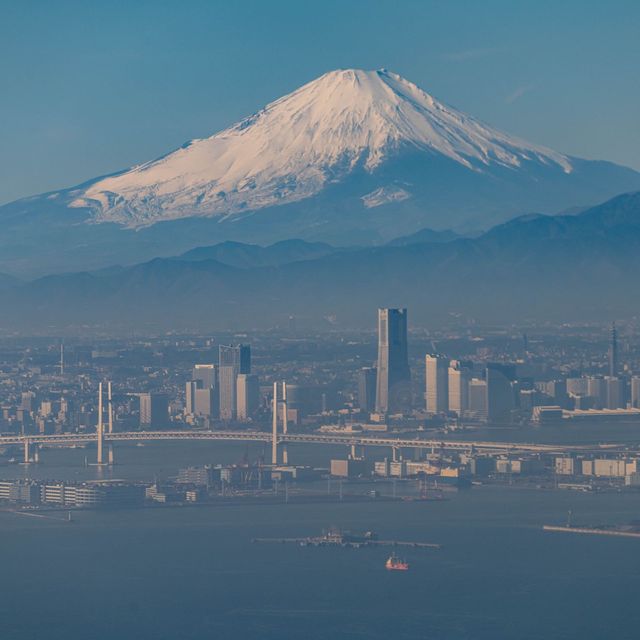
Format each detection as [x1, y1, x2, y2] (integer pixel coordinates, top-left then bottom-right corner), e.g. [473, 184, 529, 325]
[357, 367, 377, 413]
[139, 393, 168, 429]
[236, 374, 259, 421]
[218, 366, 238, 420]
[219, 345, 251, 374]
[486, 364, 515, 424]
[197, 388, 217, 417]
[185, 382, 218, 418]
[192, 364, 217, 389]
[187, 364, 219, 419]
[545, 380, 569, 407]
[604, 376, 624, 409]
[375, 308, 410, 414]
[631, 376, 640, 408]
[218, 345, 252, 421]
[448, 360, 470, 416]
[21, 391, 36, 412]
[587, 376, 607, 409]
[185, 381, 196, 415]
[467, 378, 488, 420]
[425, 354, 449, 413]
[608, 322, 619, 377]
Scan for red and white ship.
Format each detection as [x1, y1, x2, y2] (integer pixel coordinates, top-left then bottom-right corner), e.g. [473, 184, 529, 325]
[385, 553, 409, 571]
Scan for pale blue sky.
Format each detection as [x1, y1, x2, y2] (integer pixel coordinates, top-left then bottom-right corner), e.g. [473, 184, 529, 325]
[1, 0, 639, 204]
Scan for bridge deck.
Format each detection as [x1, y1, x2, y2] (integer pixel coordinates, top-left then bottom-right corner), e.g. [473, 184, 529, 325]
[0, 430, 634, 455]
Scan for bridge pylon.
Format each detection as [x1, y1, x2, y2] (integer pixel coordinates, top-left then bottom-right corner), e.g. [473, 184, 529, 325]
[282, 381, 288, 465]
[271, 381, 290, 466]
[95, 381, 108, 466]
[271, 382, 279, 465]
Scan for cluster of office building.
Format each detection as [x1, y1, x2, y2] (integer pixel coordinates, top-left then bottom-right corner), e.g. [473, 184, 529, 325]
[355, 308, 531, 423]
[2, 392, 76, 434]
[356, 310, 640, 425]
[184, 344, 259, 425]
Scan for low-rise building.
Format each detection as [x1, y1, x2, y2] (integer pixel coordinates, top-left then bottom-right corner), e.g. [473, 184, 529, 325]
[555, 457, 577, 476]
[330, 458, 370, 478]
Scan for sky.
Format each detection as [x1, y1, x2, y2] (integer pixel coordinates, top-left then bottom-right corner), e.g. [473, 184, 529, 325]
[0, 0, 639, 205]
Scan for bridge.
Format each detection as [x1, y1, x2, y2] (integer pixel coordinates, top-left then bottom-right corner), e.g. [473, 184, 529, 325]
[0, 429, 633, 465]
[3, 380, 631, 466]
[2, 381, 633, 465]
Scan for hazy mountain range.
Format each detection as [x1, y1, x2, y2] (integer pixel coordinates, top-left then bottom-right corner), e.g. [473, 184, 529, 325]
[2, 69, 640, 278]
[2, 191, 640, 332]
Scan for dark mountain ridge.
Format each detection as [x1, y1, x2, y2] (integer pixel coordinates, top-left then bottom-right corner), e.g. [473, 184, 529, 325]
[2, 191, 639, 333]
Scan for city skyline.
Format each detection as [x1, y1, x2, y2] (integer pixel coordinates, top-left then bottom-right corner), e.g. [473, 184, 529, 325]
[3, 316, 640, 638]
[3, 3, 640, 638]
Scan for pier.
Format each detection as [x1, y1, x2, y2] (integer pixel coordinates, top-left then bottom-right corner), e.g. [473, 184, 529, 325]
[252, 529, 441, 549]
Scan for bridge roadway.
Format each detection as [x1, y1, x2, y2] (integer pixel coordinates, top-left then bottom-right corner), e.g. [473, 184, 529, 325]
[0, 430, 633, 456]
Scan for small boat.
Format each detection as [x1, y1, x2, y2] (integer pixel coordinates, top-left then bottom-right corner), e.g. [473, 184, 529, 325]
[385, 553, 409, 571]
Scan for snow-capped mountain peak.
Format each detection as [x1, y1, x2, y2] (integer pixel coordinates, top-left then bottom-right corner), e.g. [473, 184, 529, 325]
[70, 68, 572, 228]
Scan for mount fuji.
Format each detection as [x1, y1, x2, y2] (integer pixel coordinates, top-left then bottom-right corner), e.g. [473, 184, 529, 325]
[2, 69, 640, 276]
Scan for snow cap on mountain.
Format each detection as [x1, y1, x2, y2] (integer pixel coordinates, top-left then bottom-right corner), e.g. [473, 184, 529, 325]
[71, 69, 572, 227]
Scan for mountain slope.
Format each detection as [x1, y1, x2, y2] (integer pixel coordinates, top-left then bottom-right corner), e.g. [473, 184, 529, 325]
[178, 239, 337, 268]
[2, 69, 640, 277]
[3, 191, 640, 332]
[386, 227, 461, 246]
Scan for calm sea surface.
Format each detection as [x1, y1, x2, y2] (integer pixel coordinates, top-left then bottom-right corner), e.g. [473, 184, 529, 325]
[1, 437, 640, 639]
